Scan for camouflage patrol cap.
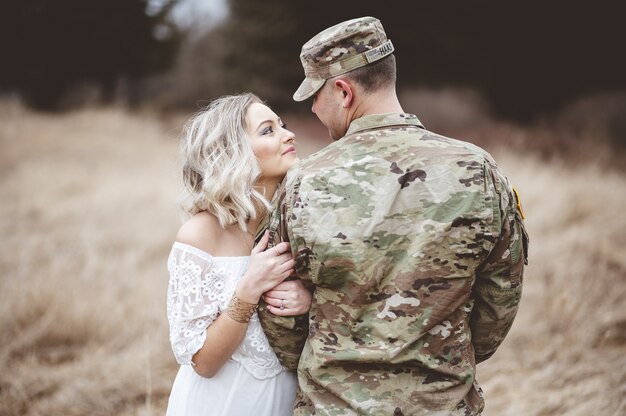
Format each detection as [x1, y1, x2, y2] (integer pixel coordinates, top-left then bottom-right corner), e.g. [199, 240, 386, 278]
[293, 16, 394, 102]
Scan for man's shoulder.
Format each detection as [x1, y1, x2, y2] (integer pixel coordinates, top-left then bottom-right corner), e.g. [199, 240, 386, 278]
[300, 139, 346, 167]
[350, 122, 495, 168]
[287, 124, 499, 187]
[411, 127, 493, 159]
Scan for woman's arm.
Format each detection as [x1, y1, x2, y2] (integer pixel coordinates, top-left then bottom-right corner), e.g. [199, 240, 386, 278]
[190, 303, 248, 377]
[188, 232, 295, 377]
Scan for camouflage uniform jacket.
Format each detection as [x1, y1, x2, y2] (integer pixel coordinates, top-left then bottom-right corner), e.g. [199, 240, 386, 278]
[258, 113, 529, 416]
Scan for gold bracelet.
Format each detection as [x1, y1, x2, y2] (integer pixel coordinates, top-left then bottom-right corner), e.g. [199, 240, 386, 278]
[226, 295, 258, 323]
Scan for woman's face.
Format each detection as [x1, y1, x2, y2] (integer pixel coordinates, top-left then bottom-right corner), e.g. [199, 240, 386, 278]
[245, 102, 298, 181]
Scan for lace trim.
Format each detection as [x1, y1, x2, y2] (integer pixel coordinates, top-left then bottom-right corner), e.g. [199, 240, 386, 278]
[167, 243, 285, 379]
[231, 313, 285, 379]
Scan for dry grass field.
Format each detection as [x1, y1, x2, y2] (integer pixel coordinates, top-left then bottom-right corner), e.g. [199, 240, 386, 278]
[0, 99, 625, 415]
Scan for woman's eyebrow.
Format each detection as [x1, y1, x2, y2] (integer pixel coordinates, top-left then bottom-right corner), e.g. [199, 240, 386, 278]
[255, 119, 273, 130]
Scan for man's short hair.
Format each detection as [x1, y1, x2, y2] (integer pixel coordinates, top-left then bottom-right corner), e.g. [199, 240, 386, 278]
[344, 54, 396, 94]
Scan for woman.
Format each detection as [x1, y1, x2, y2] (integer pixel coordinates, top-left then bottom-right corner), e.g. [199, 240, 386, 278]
[166, 93, 310, 415]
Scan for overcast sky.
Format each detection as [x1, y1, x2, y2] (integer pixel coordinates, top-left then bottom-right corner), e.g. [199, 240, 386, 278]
[149, 0, 228, 33]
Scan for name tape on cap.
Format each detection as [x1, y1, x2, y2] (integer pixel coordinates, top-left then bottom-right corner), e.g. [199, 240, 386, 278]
[364, 41, 394, 64]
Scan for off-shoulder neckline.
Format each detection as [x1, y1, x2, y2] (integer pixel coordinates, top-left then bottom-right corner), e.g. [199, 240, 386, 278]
[172, 242, 250, 262]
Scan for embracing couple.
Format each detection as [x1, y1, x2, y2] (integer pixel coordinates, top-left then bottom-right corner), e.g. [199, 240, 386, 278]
[165, 17, 529, 416]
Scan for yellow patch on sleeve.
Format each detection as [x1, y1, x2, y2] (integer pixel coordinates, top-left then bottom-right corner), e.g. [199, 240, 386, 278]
[512, 187, 525, 219]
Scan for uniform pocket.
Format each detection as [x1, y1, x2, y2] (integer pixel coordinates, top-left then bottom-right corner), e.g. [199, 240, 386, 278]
[520, 215, 529, 266]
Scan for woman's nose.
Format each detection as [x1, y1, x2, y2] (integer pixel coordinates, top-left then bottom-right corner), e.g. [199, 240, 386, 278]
[282, 128, 295, 142]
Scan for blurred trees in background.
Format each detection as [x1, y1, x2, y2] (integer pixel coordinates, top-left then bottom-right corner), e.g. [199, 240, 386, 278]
[1, 0, 624, 124]
[161, 0, 304, 108]
[196, 0, 624, 121]
[0, 0, 181, 110]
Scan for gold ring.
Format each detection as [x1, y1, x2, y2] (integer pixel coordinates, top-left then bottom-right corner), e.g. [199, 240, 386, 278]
[273, 246, 281, 256]
[280, 299, 285, 310]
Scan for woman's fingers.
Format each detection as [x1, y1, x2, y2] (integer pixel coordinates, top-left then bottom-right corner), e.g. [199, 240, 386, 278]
[264, 289, 289, 299]
[264, 285, 300, 306]
[266, 299, 308, 316]
[251, 230, 269, 254]
[267, 305, 291, 316]
[265, 296, 293, 311]
[263, 295, 282, 308]
[273, 242, 290, 256]
[276, 252, 293, 264]
[277, 258, 295, 273]
[264, 277, 311, 316]
[268, 280, 298, 292]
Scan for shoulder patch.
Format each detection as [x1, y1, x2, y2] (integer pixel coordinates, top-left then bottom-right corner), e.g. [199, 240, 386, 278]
[512, 186, 525, 219]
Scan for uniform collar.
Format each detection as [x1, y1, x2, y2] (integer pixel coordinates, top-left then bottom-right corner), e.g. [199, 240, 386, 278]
[345, 113, 424, 136]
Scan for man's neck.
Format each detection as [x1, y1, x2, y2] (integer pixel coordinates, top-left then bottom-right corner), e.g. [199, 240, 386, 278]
[350, 88, 404, 122]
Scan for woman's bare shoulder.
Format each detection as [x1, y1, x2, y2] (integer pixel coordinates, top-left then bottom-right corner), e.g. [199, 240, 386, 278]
[175, 212, 225, 255]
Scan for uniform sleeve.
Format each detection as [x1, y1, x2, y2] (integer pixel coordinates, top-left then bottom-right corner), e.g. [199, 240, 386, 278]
[470, 162, 529, 364]
[257, 175, 310, 371]
[166, 246, 223, 365]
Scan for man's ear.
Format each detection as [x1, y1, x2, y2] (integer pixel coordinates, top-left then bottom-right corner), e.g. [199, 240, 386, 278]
[333, 79, 354, 108]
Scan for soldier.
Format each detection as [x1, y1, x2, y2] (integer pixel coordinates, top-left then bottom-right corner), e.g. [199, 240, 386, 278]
[258, 16, 529, 416]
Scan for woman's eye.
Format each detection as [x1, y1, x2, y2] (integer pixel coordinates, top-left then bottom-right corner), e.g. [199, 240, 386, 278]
[281, 122, 287, 129]
[262, 126, 273, 135]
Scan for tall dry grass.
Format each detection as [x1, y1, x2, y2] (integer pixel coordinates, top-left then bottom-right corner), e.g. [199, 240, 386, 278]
[0, 99, 624, 415]
[0, 101, 180, 415]
[478, 152, 626, 415]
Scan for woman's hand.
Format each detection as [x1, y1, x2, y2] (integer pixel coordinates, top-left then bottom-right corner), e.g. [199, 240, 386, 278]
[263, 279, 312, 316]
[235, 231, 295, 304]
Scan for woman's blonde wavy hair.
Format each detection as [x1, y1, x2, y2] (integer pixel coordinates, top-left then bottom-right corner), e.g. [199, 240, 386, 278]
[180, 93, 271, 232]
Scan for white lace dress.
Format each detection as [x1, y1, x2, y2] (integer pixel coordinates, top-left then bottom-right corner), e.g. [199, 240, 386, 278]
[165, 242, 296, 416]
